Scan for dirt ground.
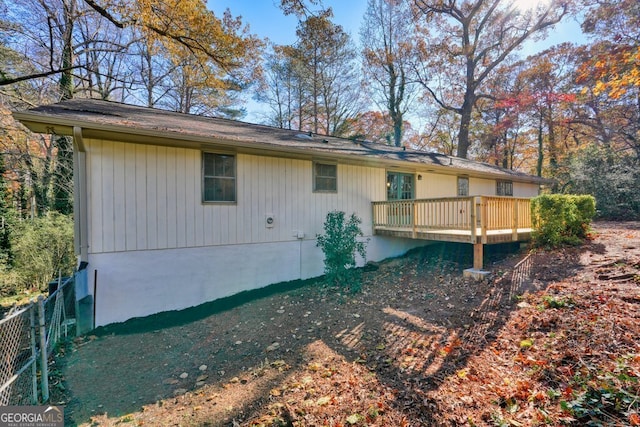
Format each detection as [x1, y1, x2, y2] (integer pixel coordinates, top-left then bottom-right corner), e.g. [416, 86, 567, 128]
[50, 221, 640, 426]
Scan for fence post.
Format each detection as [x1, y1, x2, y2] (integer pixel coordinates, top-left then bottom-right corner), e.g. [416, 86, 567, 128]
[29, 306, 38, 404]
[37, 296, 49, 403]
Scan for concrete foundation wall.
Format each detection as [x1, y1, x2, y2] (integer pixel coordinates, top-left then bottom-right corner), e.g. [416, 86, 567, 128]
[89, 236, 426, 326]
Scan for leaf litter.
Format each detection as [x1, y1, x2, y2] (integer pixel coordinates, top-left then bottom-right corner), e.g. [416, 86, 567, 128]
[50, 222, 639, 426]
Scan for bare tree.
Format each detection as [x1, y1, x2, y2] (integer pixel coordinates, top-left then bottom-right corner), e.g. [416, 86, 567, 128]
[360, 0, 418, 146]
[412, 0, 570, 158]
[293, 10, 363, 135]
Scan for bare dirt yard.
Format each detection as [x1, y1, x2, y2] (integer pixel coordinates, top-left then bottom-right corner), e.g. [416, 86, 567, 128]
[51, 221, 640, 426]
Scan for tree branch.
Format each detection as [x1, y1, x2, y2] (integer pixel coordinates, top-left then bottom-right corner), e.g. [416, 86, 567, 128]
[82, 0, 125, 28]
[0, 66, 82, 86]
[420, 82, 462, 114]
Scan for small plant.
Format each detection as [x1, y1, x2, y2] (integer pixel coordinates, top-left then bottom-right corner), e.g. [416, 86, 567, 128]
[540, 295, 575, 309]
[555, 357, 640, 425]
[316, 211, 367, 291]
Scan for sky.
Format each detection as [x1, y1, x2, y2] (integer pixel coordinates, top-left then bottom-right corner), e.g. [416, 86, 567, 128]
[207, 1, 369, 46]
[206, 0, 586, 122]
[208, 0, 585, 52]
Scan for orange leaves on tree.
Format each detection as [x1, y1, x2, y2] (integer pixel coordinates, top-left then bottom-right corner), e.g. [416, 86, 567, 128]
[105, 0, 263, 91]
[578, 45, 640, 99]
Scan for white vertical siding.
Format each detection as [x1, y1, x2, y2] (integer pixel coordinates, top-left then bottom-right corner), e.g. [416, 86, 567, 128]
[135, 144, 147, 249]
[87, 139, 103, 253]
[146, 145, 158, 249]
[155, 147, 168, 249]
[124, 142, 137, 251]
[101, 141, 115, 253]
[514, 182, 540, 197]
[416, 173, 457, 199]
[470, 178, 495, 196]
[86, 141, 387, 254]
[85, 139, 539, 255]
[113, 142, 126, 252]
[165, 147, 178, 249]
[184, 150, 198, 247]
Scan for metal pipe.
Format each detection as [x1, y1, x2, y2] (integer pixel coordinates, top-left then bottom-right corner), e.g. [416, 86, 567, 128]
[73, 126, 89, 263]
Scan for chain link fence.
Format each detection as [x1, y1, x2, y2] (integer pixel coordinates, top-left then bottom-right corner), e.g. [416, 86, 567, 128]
[0, 276, 76, 406]
[0, 305, 37, 406]
[43, 278, 76, 356]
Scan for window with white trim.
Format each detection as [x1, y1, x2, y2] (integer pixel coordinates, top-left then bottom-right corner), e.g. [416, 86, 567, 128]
[496, 180, 513, 196]
[203, 152, 236, 202]
[313, 162, 337, 192]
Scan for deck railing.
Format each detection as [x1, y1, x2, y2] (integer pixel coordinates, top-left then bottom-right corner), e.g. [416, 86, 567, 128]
[372, 196, 532, 244]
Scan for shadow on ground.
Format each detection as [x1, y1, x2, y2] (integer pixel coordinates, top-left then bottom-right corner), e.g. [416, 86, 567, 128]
[54, 240, 595, 426]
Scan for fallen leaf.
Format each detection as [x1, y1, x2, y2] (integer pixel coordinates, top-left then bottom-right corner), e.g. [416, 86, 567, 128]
[346, 413, 362, 424]
[519, 339, 534, 349]
[316, 396, 331, 406]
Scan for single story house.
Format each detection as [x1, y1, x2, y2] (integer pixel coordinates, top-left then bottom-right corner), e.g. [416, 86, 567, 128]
[14, 99, 546, 328]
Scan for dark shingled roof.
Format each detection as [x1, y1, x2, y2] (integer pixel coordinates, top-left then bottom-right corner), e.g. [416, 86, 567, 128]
[14, 99, 549, 184]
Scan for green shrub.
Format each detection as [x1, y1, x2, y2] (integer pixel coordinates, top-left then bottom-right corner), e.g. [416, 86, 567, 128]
[5, 212, 75, 293]
[569, 195, 596, 238]
[316, 211, 367, 290]
[531, 194, 596, 248]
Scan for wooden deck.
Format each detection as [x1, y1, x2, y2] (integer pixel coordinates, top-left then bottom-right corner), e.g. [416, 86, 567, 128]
[373, 226, 533, 244]
[372, 196, 533, 270]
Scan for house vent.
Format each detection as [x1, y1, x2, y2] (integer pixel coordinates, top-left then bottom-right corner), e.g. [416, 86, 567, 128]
[265, 214, 275, 228]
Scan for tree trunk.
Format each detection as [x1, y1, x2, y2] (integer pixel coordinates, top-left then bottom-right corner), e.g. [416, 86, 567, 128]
[393, 119, 403, 147]
[388, 65, 404, 147]
[546, 106, 558, 190]
[52, 136, 73, 214]
[537, 114, 544, 177]
[59, 0, 75, 101]
[457, 94, 474, 158]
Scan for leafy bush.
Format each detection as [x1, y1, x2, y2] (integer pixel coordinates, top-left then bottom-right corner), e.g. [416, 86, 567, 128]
[1, 212, 75, 294]
[316, 211, 367, 290]
[531, 194, 596, 248]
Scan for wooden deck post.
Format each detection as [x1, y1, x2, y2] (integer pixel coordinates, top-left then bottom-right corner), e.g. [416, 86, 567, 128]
[473, 243, 483, 270]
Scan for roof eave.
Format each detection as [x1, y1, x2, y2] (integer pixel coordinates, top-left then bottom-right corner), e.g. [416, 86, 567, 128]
[13, 110, 549, 185]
